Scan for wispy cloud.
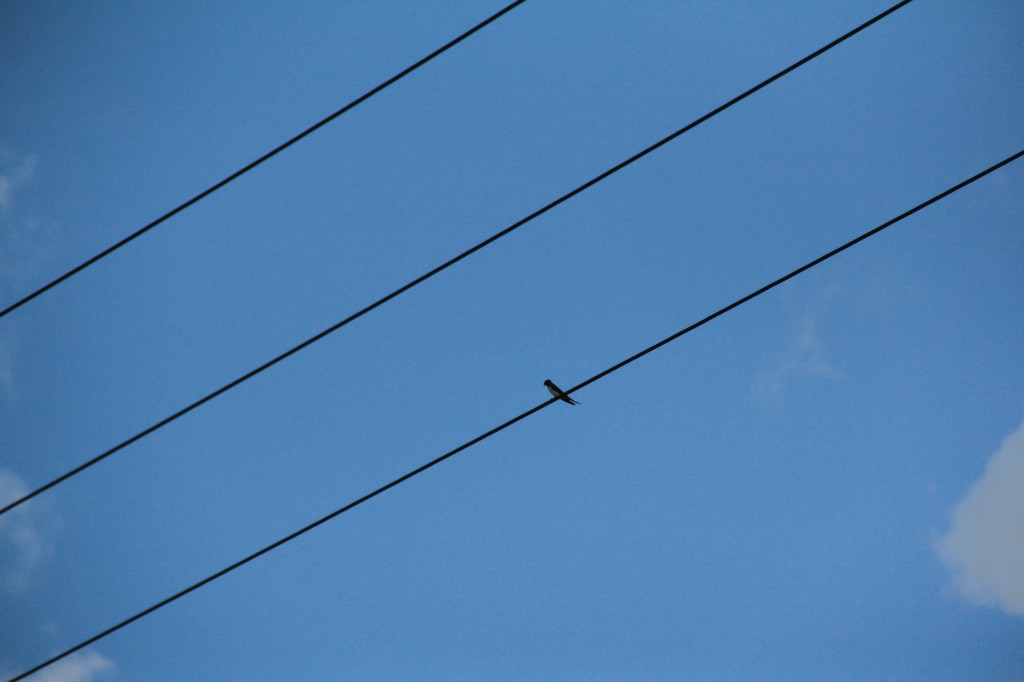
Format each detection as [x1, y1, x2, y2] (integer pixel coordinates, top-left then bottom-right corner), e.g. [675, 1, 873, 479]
[752, 307, 838, 409]
[0, 327, 15, 399]
[938, 414, 1024, 618]
[0, 468, 54, 593]
[0, 144, 36, 216]
[0, 141, 43, 401]
[0, 471, 116, 680]
[18, 651, 115, 682]
[0, 144, 39, 270]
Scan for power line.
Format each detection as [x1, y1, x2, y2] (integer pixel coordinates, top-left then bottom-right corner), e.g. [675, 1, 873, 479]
[0, 0, 915, 519]
[0, 0, 529, 321]
[10, 147, 1020, 682]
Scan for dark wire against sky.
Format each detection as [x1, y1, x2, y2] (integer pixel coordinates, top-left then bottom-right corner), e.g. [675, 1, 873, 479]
[0, 0, 529, 320]
[11, 145, 1021, 682]
[0, 0, 916, 519]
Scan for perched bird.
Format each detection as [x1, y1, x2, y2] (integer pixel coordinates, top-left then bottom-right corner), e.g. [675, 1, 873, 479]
[544, 379, 579, 405]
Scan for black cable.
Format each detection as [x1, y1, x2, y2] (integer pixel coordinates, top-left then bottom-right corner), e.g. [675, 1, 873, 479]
[0, 0, 529, 321]
[10, 147, 1021, 682]
[0, 0, 915, 519]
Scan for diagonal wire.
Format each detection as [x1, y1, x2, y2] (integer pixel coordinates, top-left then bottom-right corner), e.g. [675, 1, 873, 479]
[0, 0, 916, 519]
[0, 0, 529, 320]
[10, 147, 1021, 682]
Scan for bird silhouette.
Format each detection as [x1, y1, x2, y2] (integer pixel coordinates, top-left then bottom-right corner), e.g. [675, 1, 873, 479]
[544, 379, 579, 405]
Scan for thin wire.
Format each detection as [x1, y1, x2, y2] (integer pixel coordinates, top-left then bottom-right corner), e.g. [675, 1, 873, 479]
[0, 0, 529, 321]
[569, 149, 1024, 395]
[10, 147, 1021, 682]
[0, 0, 915, 519]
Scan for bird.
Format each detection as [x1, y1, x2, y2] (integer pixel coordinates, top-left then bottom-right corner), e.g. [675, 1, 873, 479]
[544, 379, 579, 405]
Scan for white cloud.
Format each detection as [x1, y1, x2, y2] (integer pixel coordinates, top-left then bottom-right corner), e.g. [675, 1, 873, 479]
[0, 142, 44, 290]
[0, 327, 15, 398]
[0, 142, 43, 400]
[27, 651, 116, 682]
[0, 474, 115, 681]
[0, 142, 36, 217]
[0, 468, 53, 593]
[938, 414, 1024, 618]
[752, 310, 837, 408]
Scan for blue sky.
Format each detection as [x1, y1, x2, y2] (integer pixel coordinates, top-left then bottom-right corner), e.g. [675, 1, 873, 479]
[1, 1, 1022, 680]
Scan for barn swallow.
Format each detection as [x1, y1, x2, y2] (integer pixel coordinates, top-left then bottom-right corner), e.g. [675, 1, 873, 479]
[544, 379, 579, 405]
